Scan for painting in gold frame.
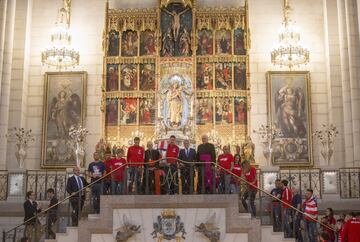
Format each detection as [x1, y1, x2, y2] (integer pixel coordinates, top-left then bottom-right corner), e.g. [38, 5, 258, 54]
[267, 71, 313, 167]
[41, 72, 87, 168]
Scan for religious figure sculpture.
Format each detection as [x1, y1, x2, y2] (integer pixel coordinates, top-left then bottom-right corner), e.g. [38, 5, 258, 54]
[242, 136, 255, 163]
[162, 28, 174, 57]
[167, 84, 183, 126]
[115, 215, 141, 242]
[179, 28, 191, 56]
[160, 74, 193, 131]
[163, 8, 190, 40]
[195, 213, 220, 242]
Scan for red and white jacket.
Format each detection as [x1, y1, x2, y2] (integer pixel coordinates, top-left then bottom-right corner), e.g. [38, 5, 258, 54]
[303, 195, 318, 221]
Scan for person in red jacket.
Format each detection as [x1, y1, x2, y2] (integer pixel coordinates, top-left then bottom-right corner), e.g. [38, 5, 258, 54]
[110, 149, 126, 195]
[241, 160, 258, 217]
[281, 179, 293, 238]
[165, 135, 179, 194]
[341, 212, 360, 242]
[217, 145, 234, 194]
[126, 137, 145, 194]
[230, 154, 242, 194]
[303, 189, 318, 242]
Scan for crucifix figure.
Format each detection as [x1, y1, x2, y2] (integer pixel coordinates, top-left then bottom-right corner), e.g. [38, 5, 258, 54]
[163, 8, 190, 40]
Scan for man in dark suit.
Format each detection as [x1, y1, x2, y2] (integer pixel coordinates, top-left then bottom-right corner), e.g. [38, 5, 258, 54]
[178, 139, 196, 194]
[46, 188, 58, 239]
[23, 191, 42, 241]
[66, 167, 88, 226]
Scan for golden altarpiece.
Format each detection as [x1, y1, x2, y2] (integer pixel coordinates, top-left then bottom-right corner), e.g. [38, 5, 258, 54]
[101, 0, 251, 150]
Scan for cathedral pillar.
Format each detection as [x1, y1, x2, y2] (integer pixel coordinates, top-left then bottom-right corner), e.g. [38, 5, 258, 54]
[337, 0, 360, 167]
[0, 0, 16, 169]
[6, 0, 33, 170]
[322, 0, 345, 167]
[0, 0, 8, 95]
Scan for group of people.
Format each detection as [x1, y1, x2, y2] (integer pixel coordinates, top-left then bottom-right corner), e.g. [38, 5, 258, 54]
[270, 179, 360, 242]
[87, 134, 259, 216]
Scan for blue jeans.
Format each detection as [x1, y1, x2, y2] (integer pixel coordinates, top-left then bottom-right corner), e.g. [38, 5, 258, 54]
[128, 167, 142, 194]
[306, 221, 317, 242]
[241, 189, 257, 217]
[112, 181, 124, 195]
[272, 203, 282, 231]
[283, 208, 292, 237]
[91, 183, 103, 213]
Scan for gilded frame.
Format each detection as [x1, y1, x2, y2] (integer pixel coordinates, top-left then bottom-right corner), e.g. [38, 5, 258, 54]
[41, 72, 87, 168]
[267, 71, 313, 167]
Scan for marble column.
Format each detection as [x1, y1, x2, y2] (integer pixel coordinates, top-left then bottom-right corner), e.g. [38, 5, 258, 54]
[0, 0, 16, 170]
[322, 0, 345, 167]
[337, 0, 360, 167]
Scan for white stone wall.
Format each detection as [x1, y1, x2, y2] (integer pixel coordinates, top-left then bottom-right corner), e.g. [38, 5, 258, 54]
[1, 0, 360, 169]
[249, 0, 331, 167]
[25, 0, 105, 169]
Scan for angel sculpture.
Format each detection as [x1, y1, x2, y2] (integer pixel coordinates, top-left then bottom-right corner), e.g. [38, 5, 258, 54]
[115, 215, 141, 242]
[195, 213, 221, 242]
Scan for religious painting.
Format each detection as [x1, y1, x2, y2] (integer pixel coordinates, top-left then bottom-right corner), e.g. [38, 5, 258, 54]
[120, 64, 137, 91]
[196, 63, 213, 90]
[106, 64, 119, 91]
[119, 98, 137, 125]
[160, 3, 192, 57]
[234, 97, 247, 125]
[197, 29, 213, 55]
[106, 98, 118, 126]
[121, 30, 138, 57]
[234, 62, 247, 90]
[267, 71, 313, 166]
[108, 30, 119, 56]
[41, 72, 86, 168]
[234, 28, 246, 55]
[215, 29, 231, 55]
[140, 30, 156, 56]
[196, 98, 213, 125]
[139, 98, 156, 125]
[215, 98, 233, 124]
[140, 64, 155, 91]
[215, 63, 232, 90]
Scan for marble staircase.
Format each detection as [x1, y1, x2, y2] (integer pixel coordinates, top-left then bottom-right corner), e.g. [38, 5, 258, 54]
[45, 195, 294, 242]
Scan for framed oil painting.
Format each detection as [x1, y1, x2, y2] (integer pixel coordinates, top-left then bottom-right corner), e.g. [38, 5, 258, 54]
[106, 98, 118, 126]
[267, 71, 313, 167]
[41, 72, 87, 168]
[196, 63, 213, 90]
[119, 98, 137, 125]
[139, 98, 156, 125]
[234, 97, 247, 125]
[215, 98, 233, 124]
[196, 98, 213, 125]
[215, 63, 232, 90]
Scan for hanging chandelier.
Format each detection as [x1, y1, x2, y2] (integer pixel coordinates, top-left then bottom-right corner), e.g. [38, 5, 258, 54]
[41, 0, 79, 69]
[271, 0, 309, 69]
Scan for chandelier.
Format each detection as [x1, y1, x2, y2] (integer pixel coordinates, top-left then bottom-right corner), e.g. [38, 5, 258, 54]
[41, 0, 79, 69]
[271, 0, 309, 69]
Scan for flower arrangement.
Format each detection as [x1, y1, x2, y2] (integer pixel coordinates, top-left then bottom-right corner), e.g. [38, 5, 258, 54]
[6, 127, 35, 145]
[68, 125, 89, 143]
[313, 124, 339, 164]
[253, 124, 283, 141]
[312, 124, 339, 145]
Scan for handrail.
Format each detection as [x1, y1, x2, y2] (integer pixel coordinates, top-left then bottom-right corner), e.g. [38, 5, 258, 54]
[4, 157, 335, 235]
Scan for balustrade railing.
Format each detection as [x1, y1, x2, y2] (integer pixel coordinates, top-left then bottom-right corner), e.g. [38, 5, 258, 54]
[2, 159, 339, 242]
[339, 168, 360, 198]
